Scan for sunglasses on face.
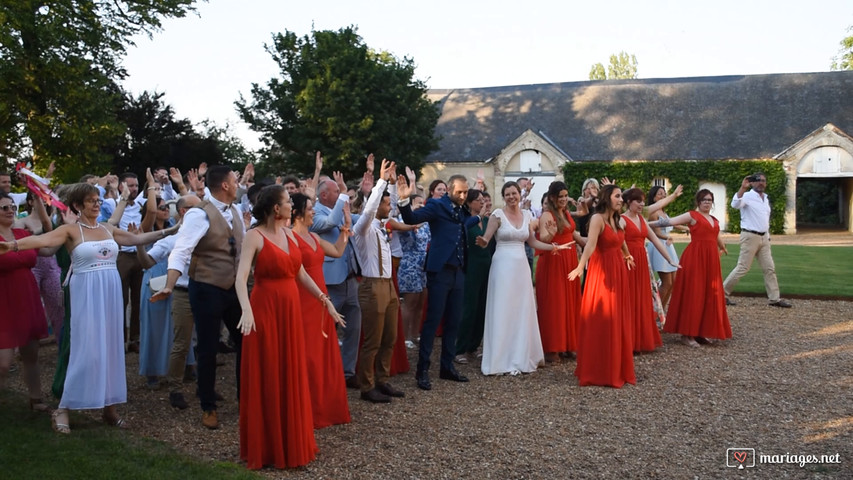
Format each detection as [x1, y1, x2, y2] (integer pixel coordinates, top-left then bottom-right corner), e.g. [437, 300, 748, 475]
[0, 204, 16, 212]
[157, 204, 169, 211]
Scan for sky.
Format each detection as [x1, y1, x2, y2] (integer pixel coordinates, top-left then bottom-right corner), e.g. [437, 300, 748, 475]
[121, 0, 853, 150]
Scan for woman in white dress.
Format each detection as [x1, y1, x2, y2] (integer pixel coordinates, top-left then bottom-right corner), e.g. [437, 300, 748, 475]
[645, 185, 682, 311]
[0, 183, 176, 434]
[475, 181, 572, 375]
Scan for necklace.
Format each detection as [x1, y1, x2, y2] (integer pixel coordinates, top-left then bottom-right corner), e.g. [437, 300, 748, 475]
[78, 220, 102, 230]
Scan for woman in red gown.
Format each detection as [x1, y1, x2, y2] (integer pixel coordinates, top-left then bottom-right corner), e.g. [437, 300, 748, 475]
[536, 181, 585, 363]
[621, 188, 681, 352]
[569, 185, 636, 388]
[290, 193, 352, 429]
[653, 189, 732, 347]
[235, 185, 344, 469]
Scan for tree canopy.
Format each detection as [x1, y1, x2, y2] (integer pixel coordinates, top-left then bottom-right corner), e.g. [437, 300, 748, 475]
[831, 26, 853, 71]
[589, 51, 639, 80]
[236, 26, 440, 180]
[112, 91, 249, 178]
[0, 0, 196, 182]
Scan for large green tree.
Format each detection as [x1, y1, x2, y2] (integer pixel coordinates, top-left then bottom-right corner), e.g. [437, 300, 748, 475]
[236, 26, 439, 180]
[589, 51, 639, 80]
[831, 26, 853, 70]
[0, 0, 196, 183]
[112, 91, 253, 179]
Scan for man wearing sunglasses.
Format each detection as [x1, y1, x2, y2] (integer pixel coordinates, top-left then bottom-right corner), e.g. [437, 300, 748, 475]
[153, 165, 245, 429]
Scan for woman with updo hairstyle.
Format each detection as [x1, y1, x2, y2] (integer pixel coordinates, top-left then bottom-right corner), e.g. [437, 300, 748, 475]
[535, 181, 586, 363]
[649, 189, 732, 347]
[475, 181, 573, 375]
[568, 184, 636, 387]
[235, 184, 344, 469]
[289, 192, 351, 429]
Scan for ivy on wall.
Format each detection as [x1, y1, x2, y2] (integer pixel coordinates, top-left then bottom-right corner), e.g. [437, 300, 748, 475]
[562, 160, 787, 234]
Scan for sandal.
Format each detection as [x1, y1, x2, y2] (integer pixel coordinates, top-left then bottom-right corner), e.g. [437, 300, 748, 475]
[51, 409, 71, 434]
[103, 413, 130, 429]
[29, 398, 50, 413]
[680, 336, 700, 348]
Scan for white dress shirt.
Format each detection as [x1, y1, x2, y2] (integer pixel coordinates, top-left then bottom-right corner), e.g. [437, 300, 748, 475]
[353, 179, 393, 279]
[167, 193, 244, 274]
[731, 189, 771, 233]
[147, 235, 190, 288]
[104, 196, 144, 252]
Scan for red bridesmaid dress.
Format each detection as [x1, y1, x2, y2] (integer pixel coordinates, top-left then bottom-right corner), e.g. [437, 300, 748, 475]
[295, 233, 351, 429]
[622, 216, 663, 352]
[240, 235, 317, 469]
[664, 211, 732, 339]
[535, 211, 581, 354]
[575, 225, 636, 388]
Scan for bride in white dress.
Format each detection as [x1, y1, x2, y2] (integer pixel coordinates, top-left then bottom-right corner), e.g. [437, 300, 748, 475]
[476, 182, 572, 375]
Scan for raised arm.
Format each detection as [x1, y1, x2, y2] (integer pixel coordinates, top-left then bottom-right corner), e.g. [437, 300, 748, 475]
[107, 182, 130, 226]
[140, 169, 158, 232]
[538, 211, 557, 243]
[645, 184, 683, 216]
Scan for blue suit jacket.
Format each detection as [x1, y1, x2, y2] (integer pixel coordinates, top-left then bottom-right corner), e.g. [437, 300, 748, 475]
[310, 196, 356, 285]
[400, 195, 479, 273]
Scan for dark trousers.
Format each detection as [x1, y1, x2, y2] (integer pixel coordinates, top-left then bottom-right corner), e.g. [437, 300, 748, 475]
[455, 266, 489, 355]
[419, 265, 465, 373]
[188, 279, 242, 412]
[116, 252, 143, 343]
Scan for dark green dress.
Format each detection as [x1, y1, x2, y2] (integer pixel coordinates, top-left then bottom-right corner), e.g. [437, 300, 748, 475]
[51, 245, 72, 399]
[455, 217, 494, 355]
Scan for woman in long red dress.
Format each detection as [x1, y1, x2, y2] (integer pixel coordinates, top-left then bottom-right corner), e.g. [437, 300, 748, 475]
[569, 185, 636, 387]
[536, 181, 585, 363]
[290, 193, 352, 429]
[621, 188, 681, 352]
[653, 189, 732, 347]
[235, 185, 344, 469]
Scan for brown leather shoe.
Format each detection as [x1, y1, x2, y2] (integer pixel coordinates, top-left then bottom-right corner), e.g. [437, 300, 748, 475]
[360, 388, 391, 403]
[345, 376, 359, 389]
[202, 410, 219, 429]
[376, 382, 405, 398]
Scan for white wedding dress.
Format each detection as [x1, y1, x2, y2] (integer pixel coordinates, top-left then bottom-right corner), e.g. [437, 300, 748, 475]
[481, 209, 544, 375]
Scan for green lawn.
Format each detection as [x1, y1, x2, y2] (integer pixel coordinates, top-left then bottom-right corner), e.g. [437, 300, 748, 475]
[0, 391, 259, 480]
[674, 244, 853, 298]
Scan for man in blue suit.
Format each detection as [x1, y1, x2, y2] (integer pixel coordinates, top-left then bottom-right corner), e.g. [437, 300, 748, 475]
[398, 169, 479, 390]
[311, 173, 362, 388]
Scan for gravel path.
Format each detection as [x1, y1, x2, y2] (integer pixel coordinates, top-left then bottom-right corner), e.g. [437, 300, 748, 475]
[12, 297, 851, 478]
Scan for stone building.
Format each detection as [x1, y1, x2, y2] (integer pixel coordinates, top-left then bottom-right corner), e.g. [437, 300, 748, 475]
[423, 71, 853, 233]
